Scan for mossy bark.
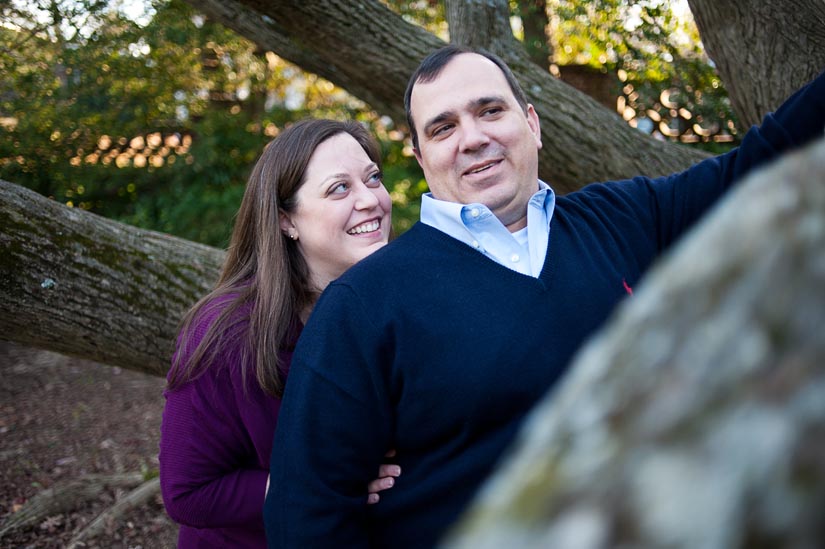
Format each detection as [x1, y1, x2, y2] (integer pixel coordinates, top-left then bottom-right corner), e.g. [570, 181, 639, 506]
[688, 0, 825, 128]
[186, 0, 709, 193]
[0, 179, 223, 377]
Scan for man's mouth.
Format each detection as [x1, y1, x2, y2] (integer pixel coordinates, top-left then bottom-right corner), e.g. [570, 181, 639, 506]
[464, 159, 501, 176]
[347, 220, 380, 235]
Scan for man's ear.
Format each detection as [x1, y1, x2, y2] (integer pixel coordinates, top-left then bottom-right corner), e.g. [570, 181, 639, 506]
[413, 147, 423, 167]
[526, 104, 542, 150]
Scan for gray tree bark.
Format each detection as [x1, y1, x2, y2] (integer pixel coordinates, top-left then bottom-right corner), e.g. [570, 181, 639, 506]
[0, 0, 820, 383]
[0, 179, 223, 377]
[443, 0, 704, 191]
[514, 0, 552, 70]
[187, 0, 708, 194]
[445, 135, 825, 548]
[687, 0, 825, 128]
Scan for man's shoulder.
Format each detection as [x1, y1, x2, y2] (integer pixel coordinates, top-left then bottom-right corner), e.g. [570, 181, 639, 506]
[337, 222, 437, 280]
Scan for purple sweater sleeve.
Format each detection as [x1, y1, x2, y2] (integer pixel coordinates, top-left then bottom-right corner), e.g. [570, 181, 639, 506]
[159, 302, 286, 531]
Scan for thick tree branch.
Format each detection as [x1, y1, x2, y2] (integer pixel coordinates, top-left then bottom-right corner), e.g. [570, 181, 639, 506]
[184, 0, 708, 193]
[688, 0, 825, 128]
[191, 0, 407, 122]
[0, 179, 223, 377]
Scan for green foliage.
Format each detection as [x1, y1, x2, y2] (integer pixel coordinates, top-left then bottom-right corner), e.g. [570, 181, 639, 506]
[1, 0, 738, 249]
[383, 0, 448, 39]
[546, 0, 739, 141]
[1, 0, 425, 246]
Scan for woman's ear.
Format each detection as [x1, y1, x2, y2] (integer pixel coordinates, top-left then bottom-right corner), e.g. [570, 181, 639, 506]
[279, 210, 298, 240]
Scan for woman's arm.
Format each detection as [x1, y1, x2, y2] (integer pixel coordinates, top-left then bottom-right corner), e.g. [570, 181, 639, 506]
[159, 378, 269, 529]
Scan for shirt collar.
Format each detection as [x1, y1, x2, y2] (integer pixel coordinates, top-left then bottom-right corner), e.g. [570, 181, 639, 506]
[420, 180, 555, 235]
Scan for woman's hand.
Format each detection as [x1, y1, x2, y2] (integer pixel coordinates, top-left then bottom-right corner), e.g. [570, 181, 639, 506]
[367, 450, 401, 504]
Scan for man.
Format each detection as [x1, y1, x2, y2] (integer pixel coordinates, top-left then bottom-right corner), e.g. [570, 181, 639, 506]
[264, 45, 825, 547]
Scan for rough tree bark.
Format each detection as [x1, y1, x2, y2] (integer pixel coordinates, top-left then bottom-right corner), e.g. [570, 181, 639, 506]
[0, 179, 223, 377]
[442, 0, 702, 191]
[445, 135, 825, 548]
[514, 0, 552, 70]
[687, 0, 825, 128]
[0, 0, 821, 380]
[187, 0, 707, 194]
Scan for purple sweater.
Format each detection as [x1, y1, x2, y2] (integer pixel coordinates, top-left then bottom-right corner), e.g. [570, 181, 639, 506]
[159, 297, 297, 548]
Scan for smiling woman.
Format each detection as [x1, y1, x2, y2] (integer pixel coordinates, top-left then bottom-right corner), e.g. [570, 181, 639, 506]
[158, 119, 400, 548]
[279, 131, 392, 300]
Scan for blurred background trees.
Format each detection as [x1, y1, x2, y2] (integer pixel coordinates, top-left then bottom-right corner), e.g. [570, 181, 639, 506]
[1, 0, 734, 248]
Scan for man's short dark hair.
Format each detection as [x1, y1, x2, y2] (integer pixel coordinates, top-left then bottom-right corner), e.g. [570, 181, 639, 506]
[404, 45, 530, 150]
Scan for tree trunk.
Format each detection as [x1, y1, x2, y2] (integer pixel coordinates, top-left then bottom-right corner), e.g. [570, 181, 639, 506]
[515, 0, 552, 70]
[0, 179, 224, 378]
[445, 135, 825, 548]
[446, 0, 516, 52]
[189, 0, 438, 127]
[187, 0, 709, 193]
[687, 0, 825, 128]
[442, 0, 705, 191]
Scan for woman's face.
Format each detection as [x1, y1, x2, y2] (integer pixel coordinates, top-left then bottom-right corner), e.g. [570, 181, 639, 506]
[283, 132, 392, 290]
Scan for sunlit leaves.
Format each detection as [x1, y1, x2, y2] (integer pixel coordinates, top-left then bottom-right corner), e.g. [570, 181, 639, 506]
[546, 0, 736, 145]
[1, 0, 426, 245]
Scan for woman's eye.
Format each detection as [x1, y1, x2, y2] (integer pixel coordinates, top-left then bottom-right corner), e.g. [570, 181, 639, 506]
[366, 172, 383, 186]
[330, 182, 349, 195]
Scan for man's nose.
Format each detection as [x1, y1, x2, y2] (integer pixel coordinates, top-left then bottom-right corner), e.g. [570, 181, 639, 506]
[458, 119, 490, 152]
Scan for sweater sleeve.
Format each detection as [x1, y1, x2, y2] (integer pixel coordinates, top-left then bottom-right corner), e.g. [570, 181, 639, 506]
[159, 376, 270, 529]
[586, 68, 825, 255]
[264, 283, 393, 547]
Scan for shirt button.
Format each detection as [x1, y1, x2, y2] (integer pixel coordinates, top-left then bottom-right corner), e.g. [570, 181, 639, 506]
[511, 254, 520, 262]
[472, 240, 480, 248]
[470, 208, 480, 218]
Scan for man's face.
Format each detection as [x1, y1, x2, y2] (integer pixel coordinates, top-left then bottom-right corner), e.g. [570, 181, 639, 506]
[410, 53, 542, 231]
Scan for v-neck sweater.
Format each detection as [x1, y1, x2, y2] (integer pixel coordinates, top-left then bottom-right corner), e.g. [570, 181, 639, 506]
[265, 70, 825, 548]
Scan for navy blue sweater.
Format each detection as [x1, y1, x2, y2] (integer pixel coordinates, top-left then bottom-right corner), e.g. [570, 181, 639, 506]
[265, 72, 825, 548]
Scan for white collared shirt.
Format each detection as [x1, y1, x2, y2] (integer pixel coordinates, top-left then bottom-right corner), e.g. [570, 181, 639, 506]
[420, 181, 556, 277]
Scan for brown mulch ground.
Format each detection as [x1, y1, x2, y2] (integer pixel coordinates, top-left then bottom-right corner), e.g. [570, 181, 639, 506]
[0, 341, 179, 548]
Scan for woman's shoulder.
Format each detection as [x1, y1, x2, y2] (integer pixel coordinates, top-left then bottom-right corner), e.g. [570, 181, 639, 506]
[169, 292, 251, 384]
[186, 292, 251, 343]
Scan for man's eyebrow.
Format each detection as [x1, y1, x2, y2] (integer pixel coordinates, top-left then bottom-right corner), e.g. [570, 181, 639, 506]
[470, 95, 507, 109]
[421, 95, 509, 136]
[422, 111, 455, 137]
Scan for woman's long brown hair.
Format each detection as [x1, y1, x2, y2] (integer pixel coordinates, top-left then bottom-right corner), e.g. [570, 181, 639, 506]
[167, 119, 382, 397]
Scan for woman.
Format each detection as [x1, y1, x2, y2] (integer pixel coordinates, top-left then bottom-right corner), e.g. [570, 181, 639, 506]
[159, 119, 398, 547]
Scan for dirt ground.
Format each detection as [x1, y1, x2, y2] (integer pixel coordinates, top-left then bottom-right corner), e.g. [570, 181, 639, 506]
[0, 341, 179, 548]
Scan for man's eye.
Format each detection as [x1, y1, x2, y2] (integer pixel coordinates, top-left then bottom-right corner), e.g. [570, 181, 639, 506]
[432, 124, 453, 137]
[482, 107, 503, 116]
